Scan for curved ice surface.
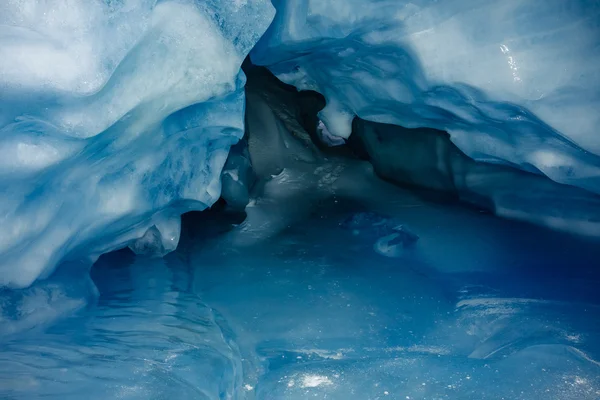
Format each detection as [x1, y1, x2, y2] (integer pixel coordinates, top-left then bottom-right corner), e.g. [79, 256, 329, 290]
[0, 0, 275, 288]
[0, 253, 245, 399]
[251, 0, 600, 194]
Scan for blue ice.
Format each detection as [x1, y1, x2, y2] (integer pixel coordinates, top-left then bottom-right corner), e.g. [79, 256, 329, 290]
[0, 0, 274, 288]
[1, 186, 599, 399]
[251, 0, 600, 195]
[1, 0, 600, 399]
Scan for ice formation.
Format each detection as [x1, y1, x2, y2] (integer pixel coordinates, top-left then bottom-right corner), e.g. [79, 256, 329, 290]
[351, 119, 600, 238]
[0, 0, 598, 310]
[1, 2, 600, 396]
[0, 0, 274, 288]
[2, 0, 600, 289]
[251, 0, 600, 195]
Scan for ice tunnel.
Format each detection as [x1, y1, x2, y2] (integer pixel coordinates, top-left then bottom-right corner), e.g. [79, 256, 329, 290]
[1, 0, 600, 398]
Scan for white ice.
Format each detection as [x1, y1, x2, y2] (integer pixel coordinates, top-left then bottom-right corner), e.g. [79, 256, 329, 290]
[0, 0, 275, 288]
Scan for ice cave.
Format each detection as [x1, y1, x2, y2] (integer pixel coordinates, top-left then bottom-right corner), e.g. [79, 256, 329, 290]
[1, 0, 600, 398]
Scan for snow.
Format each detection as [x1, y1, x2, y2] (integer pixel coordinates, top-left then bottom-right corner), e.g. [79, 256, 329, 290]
[251, 0, 600, 195]
[0, 0, 275, 288]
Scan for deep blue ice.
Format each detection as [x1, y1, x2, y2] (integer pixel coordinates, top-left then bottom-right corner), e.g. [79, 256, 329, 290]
[1, 181, 599, 399]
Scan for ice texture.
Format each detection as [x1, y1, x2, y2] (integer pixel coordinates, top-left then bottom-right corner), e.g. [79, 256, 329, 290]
[0, 0, 275, 288]
[251, 0, 600, 195]
[4, 155, 599, 399]
[241, 64, 600, 240]
[351, 119, 600, 238]
[1, 49, 600, 399]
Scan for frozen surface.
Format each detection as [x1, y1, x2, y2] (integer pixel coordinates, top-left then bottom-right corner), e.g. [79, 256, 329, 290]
[1, 175, 600, 399]
[0, 253, 244, 399]
[251, 0, 600, 194]
[0, 0, 275, 288]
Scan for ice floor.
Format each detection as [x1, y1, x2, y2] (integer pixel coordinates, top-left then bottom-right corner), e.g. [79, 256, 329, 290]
[1, 165, 600, 399]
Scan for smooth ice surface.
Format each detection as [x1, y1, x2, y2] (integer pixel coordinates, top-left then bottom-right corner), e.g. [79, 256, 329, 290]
[2, 172, 600, 399]
[0, 0, 275, 288]
[251, 0, 600, 194]
[0, 253, 244, 399]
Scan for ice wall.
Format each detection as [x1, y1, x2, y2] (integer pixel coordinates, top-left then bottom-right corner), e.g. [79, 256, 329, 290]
[351, 119, 600, 238]
[0, 0, 275, 288]
[251, 0, 600, 195]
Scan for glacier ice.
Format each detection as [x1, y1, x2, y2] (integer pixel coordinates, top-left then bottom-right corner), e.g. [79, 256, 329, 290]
[240, 63, 600, 241]
[220, 138, 254, 212]
[340, 212, 420, 257]
[0, 0, 275, 288]
[251, 0, 600, 195]
[1, 27, 600, 398]
[351, 119, 600, 238]
[0, 253, 245, 399]
[0, 1, 600, 398]
[4, 0, 599, 289]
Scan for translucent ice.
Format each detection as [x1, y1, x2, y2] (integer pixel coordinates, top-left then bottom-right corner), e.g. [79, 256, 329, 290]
[251, 0, 600, 194]
[0, 0, 275, 288]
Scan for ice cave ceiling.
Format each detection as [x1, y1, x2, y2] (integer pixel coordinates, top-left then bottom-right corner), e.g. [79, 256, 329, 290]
[0, 0, 599, 289]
